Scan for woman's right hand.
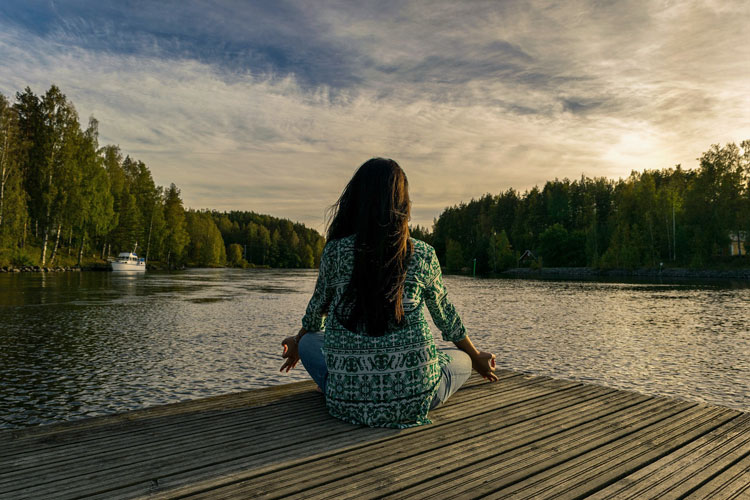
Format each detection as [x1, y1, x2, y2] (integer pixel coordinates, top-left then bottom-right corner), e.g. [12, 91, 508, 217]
[280, 336, 300, 372]
[471, 351, 498, 381]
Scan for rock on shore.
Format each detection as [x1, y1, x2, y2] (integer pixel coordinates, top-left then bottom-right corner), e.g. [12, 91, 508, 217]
[1, 265, 84, 273]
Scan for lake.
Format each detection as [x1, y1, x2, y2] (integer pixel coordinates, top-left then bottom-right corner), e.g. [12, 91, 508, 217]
[1, 269, 749, 429]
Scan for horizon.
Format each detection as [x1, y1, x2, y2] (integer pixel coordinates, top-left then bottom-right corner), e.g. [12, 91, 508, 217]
[1, 1, 748, 231]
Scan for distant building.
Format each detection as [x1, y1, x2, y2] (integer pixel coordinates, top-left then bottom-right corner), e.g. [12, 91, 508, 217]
[728, 231, 747, 256]
[518, 249, 536, 264]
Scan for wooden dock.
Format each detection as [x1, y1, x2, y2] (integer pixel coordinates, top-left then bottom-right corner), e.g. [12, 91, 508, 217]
[1, 370, 749, 499]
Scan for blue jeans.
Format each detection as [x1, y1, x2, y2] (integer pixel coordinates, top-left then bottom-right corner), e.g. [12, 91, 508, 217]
[297, 332, 472, 409]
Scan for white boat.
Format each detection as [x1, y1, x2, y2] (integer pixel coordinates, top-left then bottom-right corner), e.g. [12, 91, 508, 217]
[110, 251, 146, 272]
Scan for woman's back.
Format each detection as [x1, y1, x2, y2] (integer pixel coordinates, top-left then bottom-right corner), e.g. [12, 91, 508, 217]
[302, 235, 467, 428]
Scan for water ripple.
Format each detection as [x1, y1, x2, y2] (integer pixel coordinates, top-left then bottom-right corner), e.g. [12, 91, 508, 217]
[1, 269, 748, 429]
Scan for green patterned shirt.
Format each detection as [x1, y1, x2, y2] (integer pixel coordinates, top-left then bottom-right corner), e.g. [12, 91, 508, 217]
[301, 236, 467, 428]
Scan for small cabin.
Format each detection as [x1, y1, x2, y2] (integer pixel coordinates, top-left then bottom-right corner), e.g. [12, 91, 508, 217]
[518, 249, 536, 265]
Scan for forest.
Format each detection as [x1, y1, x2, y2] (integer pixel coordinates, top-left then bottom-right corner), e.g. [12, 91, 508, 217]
[0, 85, 325, 269]
[420, 140, 750, 273]
[3, 85, 748, 274]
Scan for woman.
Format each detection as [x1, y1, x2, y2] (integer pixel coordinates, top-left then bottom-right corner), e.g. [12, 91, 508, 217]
[280, 158, 497, 428]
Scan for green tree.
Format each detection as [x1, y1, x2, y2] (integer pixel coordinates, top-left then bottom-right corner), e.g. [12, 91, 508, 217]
[269, 229, 282, 266]
[17, 86, 81, 265]
[70, 118, 115, 265]
[410, 224, 432, 244]
[99, 145, 124, 258]
[301, 243, 314, 268]
[185, 211, 226, 267]
[684, 143, 745, 265]
[488, 229, 515, 272]
[0, 93, 26, 248]
[109, 156, 144, 253]
[227, 243, 245, 267]
[163, 183, 189, 268]
[445, 238, 464, 272]
[144, 190, 166, 263]
[14, 87, 44, 243]
[538, 223, 569, 267]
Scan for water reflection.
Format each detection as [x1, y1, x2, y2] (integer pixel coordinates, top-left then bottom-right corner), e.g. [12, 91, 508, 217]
[1, 270, 749, 429]
[437, 276, 750, 415]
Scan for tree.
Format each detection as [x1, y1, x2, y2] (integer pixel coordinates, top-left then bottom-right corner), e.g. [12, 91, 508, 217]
[33, 86, 81, 265]
[163, 183, 189, 268]
[227, 243, 244, 267]
[301, 243, 314, 268]
[100, 145, 123, 251]
[144, 190, 166, 263]
[683, 143, 745, 264]
[68, 118, 115, 265]
[14, 87, 43, 241]
[270, 229, 282, 266]
[15, 86, 80, 264]
[488, 230, 515, 272]
[185, 210, 226, 267]
[0, 93, 26, 247]
[445, 238, 464, 272]
[538, 224, 569, 267]
[410, 224, 432, 244]
[108, 156, 144, 253]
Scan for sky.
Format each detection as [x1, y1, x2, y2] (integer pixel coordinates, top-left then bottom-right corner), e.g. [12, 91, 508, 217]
[1, 0, 749, 231]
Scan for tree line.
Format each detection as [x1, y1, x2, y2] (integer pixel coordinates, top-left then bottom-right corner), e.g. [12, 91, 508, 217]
[4, 85, 746, 273]
[420, 140, 750, 272]
[0, 85, 324, 269]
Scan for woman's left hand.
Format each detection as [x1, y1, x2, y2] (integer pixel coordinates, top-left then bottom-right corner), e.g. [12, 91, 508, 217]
[280, 336, 300, 372]
[471, 351, 499, 382]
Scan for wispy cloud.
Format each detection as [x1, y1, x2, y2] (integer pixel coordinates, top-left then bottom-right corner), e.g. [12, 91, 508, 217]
[1, 0, 748, 230]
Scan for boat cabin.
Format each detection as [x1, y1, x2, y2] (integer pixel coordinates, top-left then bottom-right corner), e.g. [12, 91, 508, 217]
[116, 252, 144, 263]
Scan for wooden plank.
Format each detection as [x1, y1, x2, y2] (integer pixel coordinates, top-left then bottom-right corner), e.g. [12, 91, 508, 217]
[2, 373, 517, 477]
[0, 371, 502, 457]
[0, 380, 317, 443]
[179, 388, 644, 499]
[685, 451, 750, 499]
[482, 406, 740, 499]
[2, 371, 748, 500]
[97, 380, 594, 499]
[101, 378, 583, 499]
[382, 398, 691, 500]
[306, 396, 668, 500]
[0, 373, 524, 499]
[227, 388, 615, 497]
[588, 413, 750, 499]
[3, 397, 326, 472]
[0, 409, 356, 499]
[0, 384, 321, 457]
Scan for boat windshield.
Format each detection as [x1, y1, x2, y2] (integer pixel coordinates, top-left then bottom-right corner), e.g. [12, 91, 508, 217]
[117, 253, 139, 262]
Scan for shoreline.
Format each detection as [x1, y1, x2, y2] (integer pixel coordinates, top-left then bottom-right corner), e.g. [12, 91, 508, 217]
[5, 264, 750, 280]
[0, 263, 267, 273]
[500, 266, 750, 280]
[1, 265, 90, 273]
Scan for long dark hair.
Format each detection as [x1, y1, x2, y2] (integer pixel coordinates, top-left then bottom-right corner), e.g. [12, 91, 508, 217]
[327, 158, 413, 337]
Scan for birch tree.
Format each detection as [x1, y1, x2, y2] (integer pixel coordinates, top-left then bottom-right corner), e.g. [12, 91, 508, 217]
[29, 86, 79, 266]
[68, 118, 115, 265]
[0, 93, 26, 246]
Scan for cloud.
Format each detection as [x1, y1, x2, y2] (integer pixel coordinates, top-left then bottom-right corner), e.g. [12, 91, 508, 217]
[0, 0, 749, 231]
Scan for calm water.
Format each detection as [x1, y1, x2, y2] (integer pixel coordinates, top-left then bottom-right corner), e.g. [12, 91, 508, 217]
[1, 269, 749, 429]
